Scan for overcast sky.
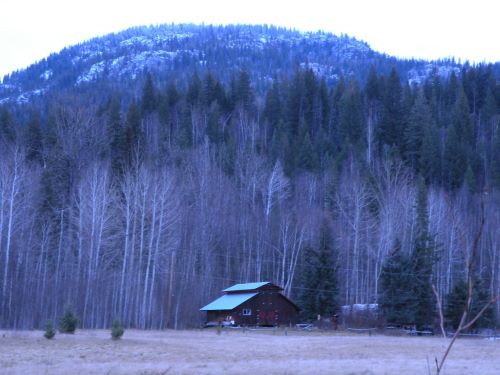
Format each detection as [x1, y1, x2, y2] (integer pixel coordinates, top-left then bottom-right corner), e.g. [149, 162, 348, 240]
[1, 0, 499, 79]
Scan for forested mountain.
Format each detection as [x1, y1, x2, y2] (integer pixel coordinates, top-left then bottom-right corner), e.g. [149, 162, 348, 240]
[0, 24, 499, 329]
[3, 24, 486, 105]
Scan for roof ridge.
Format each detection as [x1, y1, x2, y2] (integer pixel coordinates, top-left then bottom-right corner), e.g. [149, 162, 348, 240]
[222, 281, 272, 292]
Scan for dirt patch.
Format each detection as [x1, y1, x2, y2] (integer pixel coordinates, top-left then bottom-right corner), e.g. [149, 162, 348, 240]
[0, 329, 498, 374]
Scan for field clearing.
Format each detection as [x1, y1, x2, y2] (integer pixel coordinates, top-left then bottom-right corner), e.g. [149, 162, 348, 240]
[0, 329, 498, 375]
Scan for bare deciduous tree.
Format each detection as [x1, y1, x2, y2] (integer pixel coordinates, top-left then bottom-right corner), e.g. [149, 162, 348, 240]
[433, 199, 500, 375]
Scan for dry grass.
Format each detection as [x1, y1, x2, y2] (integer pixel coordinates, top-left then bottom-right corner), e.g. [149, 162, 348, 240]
[0, 328, 498, 374]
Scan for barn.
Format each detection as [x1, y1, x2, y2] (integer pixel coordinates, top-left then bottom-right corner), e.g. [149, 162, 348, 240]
[200, 282, 299, 327]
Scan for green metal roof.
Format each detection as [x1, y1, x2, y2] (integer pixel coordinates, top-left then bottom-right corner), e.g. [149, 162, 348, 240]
[222, 281, 270, 292]
[200, 293, 258, 311]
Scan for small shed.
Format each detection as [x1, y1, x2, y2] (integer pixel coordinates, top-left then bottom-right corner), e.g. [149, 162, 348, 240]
[200, 281, 299, 326]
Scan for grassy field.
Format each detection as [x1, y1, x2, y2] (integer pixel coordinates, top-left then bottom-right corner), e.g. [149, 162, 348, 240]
[0, 328, 498, 374]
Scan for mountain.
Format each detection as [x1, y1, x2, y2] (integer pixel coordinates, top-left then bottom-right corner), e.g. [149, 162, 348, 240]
[0, 24, 478, 105]
[0, 23, 499, 330]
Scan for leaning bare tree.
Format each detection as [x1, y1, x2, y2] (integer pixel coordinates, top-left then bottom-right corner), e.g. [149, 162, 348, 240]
[432, 198, 500, 374]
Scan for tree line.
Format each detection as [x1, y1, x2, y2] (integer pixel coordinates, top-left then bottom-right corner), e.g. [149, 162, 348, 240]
[0, 64, 499, 329]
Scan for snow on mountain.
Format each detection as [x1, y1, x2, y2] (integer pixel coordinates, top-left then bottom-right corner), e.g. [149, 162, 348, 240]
[40, 70, 53, 81]
[14, 89, 45, 105]
[408, 64, 461, 86]
[0, 24, 484, 105]
[299, 62, 335, 79]
[76, 50, 182, 84]
[76, 61, 105, 85]
[120, 36, 156, 48]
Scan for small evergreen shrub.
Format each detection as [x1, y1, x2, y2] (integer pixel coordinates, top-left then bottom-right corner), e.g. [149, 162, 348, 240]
[59, 305, 78, 333]
[44, 321, 56, 339]
[111, 319, 124, 340]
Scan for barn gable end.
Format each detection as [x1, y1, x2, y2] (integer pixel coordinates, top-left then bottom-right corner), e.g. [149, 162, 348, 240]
[200, 281, 299, 326]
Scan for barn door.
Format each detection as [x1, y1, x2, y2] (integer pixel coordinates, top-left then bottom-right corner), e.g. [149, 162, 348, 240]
[268, 310, 275, 322]
[258, 310, 277, 325]
[260, 311, 266, 324]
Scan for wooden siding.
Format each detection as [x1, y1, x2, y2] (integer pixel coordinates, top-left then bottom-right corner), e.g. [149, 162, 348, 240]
[206, 292, 298, 326]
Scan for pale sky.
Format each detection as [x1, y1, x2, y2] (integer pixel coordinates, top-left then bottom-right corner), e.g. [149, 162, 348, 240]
[1, 0, 499, 79]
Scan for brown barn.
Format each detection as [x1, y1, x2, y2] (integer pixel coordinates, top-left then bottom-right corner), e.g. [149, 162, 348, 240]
[200, 282, 299, 326]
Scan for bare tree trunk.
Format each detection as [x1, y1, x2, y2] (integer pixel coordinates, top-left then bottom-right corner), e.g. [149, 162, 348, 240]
[53, 210, 65, 322]
[166, 250, 176, 328]
[366, 107, 373, 164]
[119, 178, 132, 320]
[142, 181, 157, 328]
[2, 150, 21, 309]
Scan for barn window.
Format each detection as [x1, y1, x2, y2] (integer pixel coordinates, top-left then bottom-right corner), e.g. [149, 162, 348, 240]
[242, 308, 252, 316]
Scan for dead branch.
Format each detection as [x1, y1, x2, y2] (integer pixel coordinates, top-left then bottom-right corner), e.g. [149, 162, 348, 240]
[462, 295, 500, 331]
[432, 284, 446, 339]
[433, 198, 497, 375]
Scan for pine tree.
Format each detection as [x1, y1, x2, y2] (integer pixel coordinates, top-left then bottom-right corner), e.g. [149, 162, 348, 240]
[25, 111, 44, 164]
[318, 78, 330, 131]
[44, 321, 56, 339]
[286, 70, 304, 138]
[269, 119, 288, 164]
[37, 169, 58, 222]
[316, 126, 333, 169]
[235, 69, 254, 111]
[157, 93, 169, 128]
[107, 97, 125, 176]
[298, 220, 338, 321]
[213, 79, 228, 112]
[141, 72, 157, 115]
[410, 180, 436, 329]
[330, 74, 345, 147]
[299, 245, 319, 321]
[296, 125, 318, 171]
[404, 90, 432, 172]
[202, 72, 226, 108]
[186, 72, 201, 106]
[379, 68, 405, 151]
[264, 77, 282, 131]
[0, 107, 16, 143]
[302, 68, 317, 131]
[482, 88, 497, 141]
[379, 240, 416, 324]
[419, 121, 441, 185]
[202, 72, 215, 106]
[482, 88, 498, 186]
[59, 305, 78, 333]
[444, 124, 467, 190]
[444, 71, 459, 107]
[444, 86, 472, 190]
[444, 279, 467, 330]
[445, 278, 495, 331]
[365, 66, 381, 164]
[365, 65, 380, 103]
[111, 319, 125, 340]
[338, 79, 363, 143]
[490, 128, 500, 189]
[43, 112, 59, 152]
[158, 81, 181, 150]
[167, 81, 180, 107]
[124, 100, 143, 167]
[453, 86, 474, 148]
[178, 106, 193, 149]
